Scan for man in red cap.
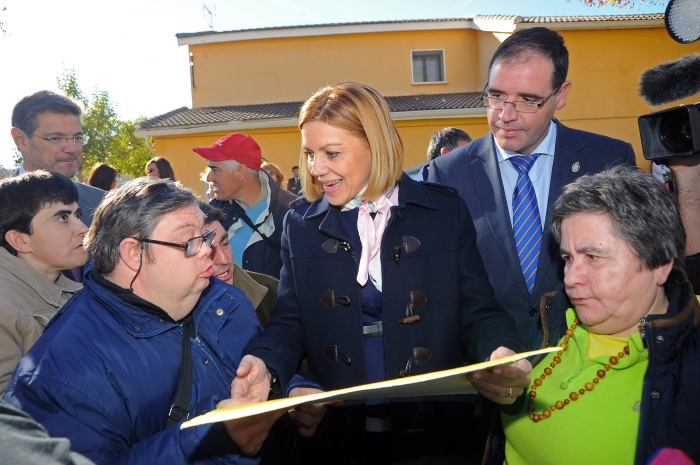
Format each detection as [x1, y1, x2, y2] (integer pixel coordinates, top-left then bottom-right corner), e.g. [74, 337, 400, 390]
[193, 133, 297, 279]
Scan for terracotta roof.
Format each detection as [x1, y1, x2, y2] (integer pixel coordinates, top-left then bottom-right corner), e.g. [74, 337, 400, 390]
[137, 92, 484, 130]
[176, 13, 664, 39]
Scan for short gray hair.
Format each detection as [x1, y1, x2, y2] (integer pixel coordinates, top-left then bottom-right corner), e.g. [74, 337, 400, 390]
[85, 177, 200, 275]
[551, 166, 687, 289]
[219, 159, 259, 181]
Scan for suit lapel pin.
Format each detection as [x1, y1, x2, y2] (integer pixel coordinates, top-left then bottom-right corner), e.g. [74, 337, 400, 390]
[572, 161, 580, 173]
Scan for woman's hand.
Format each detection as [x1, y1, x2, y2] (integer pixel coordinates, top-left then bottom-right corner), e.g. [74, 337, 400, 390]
[467, 346, 532, 404]
[287, 387, 342, 437]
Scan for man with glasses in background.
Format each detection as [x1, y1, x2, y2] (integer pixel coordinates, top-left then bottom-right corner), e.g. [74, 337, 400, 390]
[3, 177, 284, 464]
[11, 91, 105, 227]
[429, 27, 636, 348]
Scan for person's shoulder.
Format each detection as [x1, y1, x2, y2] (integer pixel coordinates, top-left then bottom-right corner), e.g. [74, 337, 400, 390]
[557, 121, 630, 149]
[244, 270, 279, 290]
[272, 184, 299, 210]
[418, 181, 459, 197]
[205, 276, 251, 304]
[433, 134, 489, 169]
[74, 182, 106, 203]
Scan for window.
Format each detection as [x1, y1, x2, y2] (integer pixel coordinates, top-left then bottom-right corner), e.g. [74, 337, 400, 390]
[412, 50, 445, 84]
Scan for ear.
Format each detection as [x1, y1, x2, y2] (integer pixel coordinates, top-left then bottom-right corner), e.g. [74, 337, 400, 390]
[237, 164, 248, 180]
[118, 238, 143, 273]
[5, 230, 32, 254]
[439, 146, 451, 156]
[654, 259, 674, 287]
[11, 128, 30, 153]
[554, 81, 573, 111]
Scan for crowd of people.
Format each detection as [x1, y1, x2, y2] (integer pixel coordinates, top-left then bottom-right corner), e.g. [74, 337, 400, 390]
[0, 26, 698, 465]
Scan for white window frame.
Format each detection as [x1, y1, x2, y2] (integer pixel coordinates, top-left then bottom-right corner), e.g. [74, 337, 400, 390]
[411, 49, 447, 85]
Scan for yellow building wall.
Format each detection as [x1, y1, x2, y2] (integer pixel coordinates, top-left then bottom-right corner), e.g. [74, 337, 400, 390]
[158, 24, 700, 193]
[548, 27, 700, 170]
[188, 28, 480, 107]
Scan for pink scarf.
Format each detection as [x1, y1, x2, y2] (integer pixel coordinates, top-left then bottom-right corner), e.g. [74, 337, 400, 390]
[354, 185, 399, 291]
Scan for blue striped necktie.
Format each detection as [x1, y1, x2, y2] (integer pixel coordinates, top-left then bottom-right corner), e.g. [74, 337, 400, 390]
[509, 154, 542, 295]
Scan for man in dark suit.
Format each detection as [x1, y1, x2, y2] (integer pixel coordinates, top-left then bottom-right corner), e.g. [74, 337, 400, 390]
[286, 165, 301, 195]
[429, 27, 636, 348]
[11, 91, 105, 228]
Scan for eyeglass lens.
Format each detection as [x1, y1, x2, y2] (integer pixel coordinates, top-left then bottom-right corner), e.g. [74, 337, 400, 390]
[482, 98, 539, 113]
[184, 230, 216, 257]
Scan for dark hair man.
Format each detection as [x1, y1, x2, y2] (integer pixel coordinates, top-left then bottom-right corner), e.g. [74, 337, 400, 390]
[406, 127, 472, 181]
[4, 177, 284, 464]
[427, 127, 472, 161]
[194, 133, 297, 279]
[429, 27, 637, 346]
[0, 171, 87, 394]
[11, 91, 105, 226]
[286, 166, 301, 195]
[199, 202, 279, 327]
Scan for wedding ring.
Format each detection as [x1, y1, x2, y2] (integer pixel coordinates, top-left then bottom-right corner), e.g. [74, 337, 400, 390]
[508, 387, 513, 398]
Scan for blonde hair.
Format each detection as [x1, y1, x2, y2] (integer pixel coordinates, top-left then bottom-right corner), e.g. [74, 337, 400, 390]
[298, 82, 404, 202]
[261, 162, 285, 187]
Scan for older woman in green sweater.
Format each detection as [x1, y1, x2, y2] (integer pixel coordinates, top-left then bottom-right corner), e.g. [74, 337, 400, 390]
[501, 166, 699, 465]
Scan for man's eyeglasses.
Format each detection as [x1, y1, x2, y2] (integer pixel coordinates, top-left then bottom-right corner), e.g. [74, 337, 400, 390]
[138, 229, 216, 257]
[481, 87, 560, 114]
[31, 134, 90, 146]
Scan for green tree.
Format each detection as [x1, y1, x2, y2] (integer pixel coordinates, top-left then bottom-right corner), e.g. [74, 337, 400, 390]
[57, 67, 154, 181]
[12, 148, 22, 168]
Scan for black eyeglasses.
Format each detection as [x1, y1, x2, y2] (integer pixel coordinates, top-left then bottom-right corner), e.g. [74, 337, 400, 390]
[30, 133, 90, 146]
[138, 229, 216, 257]
[481, 86, 560, 114]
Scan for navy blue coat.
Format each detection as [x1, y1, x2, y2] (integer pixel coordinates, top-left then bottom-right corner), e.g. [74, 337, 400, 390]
[248, 174, 523, 394]
[428, 120, 637, 347]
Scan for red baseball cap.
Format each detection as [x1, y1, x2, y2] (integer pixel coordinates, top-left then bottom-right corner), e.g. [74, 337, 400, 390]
[192, 133, 262, 171]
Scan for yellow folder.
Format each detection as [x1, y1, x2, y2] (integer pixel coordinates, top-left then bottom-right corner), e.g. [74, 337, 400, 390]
[182, 347, 558, 429]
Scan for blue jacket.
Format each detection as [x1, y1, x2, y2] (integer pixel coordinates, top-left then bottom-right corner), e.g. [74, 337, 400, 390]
[4, 271, 262, 465]
[248, 174, 523, 394]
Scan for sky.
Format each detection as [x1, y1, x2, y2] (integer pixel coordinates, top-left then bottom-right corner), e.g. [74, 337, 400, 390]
[0, 0, 667, 169]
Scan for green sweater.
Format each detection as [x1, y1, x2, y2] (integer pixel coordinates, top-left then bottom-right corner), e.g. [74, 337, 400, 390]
[502, 308, 648, 465]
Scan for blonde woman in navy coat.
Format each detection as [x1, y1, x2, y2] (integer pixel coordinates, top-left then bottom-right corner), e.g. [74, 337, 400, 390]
[234, 82, 531, 464]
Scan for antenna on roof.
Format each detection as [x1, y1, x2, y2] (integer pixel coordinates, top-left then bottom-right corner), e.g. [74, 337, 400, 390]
[203, 4, 216, 30]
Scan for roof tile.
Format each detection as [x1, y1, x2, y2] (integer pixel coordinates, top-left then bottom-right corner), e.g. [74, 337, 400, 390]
[137, 92, 484, 129]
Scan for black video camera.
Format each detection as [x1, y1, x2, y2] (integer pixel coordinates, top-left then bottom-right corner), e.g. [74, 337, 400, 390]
[639, 104, 700, 161]
[637, 0, 700, 162]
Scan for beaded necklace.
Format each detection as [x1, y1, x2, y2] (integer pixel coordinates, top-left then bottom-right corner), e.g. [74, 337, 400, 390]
[528, 318, 629, 423]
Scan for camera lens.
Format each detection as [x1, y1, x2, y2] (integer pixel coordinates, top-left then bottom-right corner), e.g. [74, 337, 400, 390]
[660, 110, 693, 154]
